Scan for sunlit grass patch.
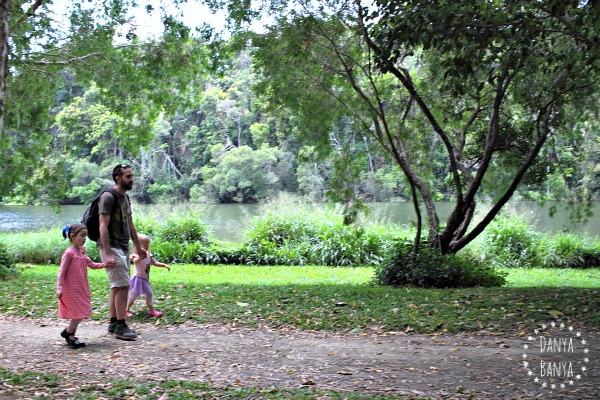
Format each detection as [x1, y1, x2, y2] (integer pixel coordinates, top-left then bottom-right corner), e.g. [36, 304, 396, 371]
[163, 264, 374, 285]
[502, 267, 600, 288]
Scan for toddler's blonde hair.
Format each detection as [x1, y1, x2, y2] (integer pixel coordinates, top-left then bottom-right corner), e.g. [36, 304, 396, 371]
[134, 233, 151, 254]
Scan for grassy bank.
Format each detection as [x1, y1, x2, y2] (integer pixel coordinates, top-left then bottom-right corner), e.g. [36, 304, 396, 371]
[1, 264, 598, 334]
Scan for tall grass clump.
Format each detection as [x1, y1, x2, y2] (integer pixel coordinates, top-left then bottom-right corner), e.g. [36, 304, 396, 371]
[534, 232, 600, 268]
[152, 211, 212, 244]
[467, 214, 600, 269]
[475, 215, 540, 268]
[244, 201, 406, 266]
[373, 241, 507, 288]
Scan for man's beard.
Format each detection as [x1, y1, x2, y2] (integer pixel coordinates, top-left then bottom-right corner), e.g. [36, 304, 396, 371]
[120, 181, 133, 191]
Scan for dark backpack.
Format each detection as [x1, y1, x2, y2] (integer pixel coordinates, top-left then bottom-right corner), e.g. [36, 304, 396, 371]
[81, 188, 119, 242]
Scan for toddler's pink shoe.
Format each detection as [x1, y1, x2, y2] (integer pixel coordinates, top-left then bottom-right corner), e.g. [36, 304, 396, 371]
[125, 311, 133, 318]
[148, 310, 162, 318]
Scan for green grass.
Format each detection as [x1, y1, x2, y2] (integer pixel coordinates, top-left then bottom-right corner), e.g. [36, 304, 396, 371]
[501, 267, 600, 287]
[1, 265, 599, 334]
[0, 367, 407, 400]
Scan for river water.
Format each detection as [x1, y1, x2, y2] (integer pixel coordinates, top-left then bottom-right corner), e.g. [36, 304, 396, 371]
[0, 201, 598, 242]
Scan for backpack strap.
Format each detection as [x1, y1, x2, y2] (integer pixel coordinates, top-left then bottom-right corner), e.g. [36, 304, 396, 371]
[103, 188, 127, 240]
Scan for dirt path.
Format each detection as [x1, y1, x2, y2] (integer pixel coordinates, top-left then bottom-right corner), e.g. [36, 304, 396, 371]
[0, 316, 597, 399]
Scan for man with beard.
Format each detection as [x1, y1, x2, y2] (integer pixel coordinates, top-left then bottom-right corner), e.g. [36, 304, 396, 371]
[98, 164, 147, 340]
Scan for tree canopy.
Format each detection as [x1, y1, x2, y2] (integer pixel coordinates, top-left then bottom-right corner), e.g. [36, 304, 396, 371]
[0, 0, 218, 203]
[226, 0, 600, 253]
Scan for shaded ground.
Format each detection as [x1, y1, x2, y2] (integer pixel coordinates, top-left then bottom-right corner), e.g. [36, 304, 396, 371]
[0, 316, 597, 399]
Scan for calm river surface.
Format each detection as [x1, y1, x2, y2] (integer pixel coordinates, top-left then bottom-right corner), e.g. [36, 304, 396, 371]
[0, 201, 598, 242]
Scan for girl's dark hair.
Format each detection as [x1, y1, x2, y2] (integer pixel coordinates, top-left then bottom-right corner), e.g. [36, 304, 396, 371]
[62, 223, 87, 240]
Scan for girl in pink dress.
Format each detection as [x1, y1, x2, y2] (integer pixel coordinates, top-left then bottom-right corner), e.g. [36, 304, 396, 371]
[126, 234, 170, 318]
[57, 223, 113, 348]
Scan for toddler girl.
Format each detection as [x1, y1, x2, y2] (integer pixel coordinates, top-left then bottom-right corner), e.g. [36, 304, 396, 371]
[126, 233, 170, 318]
[57, 223, 114, 348]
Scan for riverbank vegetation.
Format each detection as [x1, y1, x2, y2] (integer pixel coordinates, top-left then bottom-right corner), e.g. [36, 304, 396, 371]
[1, 206, 598, 289]
[2, 206, 598, 269]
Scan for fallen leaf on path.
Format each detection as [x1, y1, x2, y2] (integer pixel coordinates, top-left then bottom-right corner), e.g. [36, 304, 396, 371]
[337, 370, 354, 375]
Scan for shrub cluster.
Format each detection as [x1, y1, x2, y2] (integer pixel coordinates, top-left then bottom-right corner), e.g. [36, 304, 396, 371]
[534, 232, 600, 268]
[373, 241, 508, 288]
[0, 242, 17, 280]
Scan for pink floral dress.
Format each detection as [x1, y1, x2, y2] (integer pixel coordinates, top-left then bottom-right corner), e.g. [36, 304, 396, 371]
[56, 247, 108, 319]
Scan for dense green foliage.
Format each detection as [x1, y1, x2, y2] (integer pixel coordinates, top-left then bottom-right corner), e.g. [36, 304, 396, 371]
[1, 0, 221, 204]
[0, 242, 17, 280]
[243, 204, 404, 267]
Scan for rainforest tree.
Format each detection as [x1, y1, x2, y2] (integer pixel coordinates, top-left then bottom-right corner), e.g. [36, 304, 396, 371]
[223, 0, 600, 254]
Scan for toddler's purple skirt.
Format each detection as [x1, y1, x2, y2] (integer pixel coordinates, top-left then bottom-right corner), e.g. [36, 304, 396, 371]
[129, 276, 153, 300]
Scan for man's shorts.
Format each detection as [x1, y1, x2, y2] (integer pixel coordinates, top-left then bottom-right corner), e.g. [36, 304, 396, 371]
[102, 246, 131, 288]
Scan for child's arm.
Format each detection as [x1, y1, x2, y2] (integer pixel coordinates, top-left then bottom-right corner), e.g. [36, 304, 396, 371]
[150, 257, 170, 271]
[56, 251, 73, 298]
[86, 256, 114, 270]
[130, 253, 142, 265]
